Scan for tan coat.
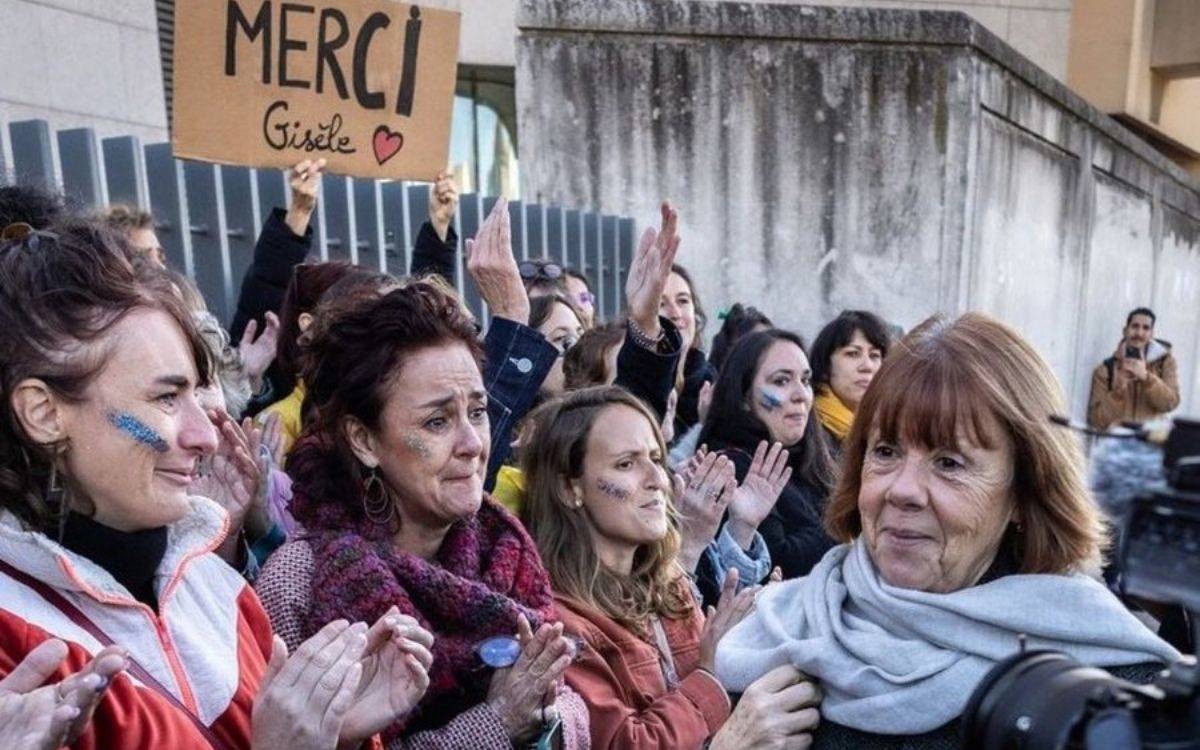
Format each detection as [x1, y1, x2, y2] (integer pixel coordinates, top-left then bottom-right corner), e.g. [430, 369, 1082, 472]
[1087, 339, 1181, 430]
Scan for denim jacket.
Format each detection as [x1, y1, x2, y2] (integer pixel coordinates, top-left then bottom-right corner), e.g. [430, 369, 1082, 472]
[482, 316, 557, 490]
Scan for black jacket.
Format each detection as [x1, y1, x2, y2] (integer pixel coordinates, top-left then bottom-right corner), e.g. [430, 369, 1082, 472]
[674, 347, 716, 438]
[409, 222, 458, 281]
[229, 208, 313, 343]
[614, 318, 684, 421]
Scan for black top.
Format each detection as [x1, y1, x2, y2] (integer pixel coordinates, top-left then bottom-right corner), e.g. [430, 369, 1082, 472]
[674, 347, 716, 438]
[59, 512, 168, 611]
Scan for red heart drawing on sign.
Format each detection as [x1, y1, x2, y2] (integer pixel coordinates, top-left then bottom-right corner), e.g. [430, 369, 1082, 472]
[373, 126, 404, 165]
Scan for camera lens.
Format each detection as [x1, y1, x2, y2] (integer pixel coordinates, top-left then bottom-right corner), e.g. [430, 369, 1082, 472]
[961, 650, 1135, 750]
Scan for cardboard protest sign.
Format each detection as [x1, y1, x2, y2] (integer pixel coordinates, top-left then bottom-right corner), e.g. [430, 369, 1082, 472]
[173, 0, 460, 181]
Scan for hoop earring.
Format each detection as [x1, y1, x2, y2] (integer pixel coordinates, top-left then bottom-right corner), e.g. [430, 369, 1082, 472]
[362, 468, 396, 526]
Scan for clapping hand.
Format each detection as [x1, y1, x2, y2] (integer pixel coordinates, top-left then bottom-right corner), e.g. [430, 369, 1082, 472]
[487, 615, 574, 743]
[674, 449, 737, 573]
[196, 411, 264, 564]
[726, 441, 792, 550]
[238, 312, 281, 393]
[338, 607, 436, 745]
[0, 639, 128, 750]
[697, 570, 758, 674]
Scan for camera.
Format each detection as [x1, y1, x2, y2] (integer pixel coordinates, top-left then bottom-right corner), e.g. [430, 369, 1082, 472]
[961, 417, 1200, 749]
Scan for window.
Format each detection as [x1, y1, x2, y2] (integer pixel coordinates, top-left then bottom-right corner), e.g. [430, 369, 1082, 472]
[450, 66, 519, 198]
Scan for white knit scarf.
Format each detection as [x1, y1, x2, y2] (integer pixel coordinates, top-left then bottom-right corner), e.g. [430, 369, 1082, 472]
[715, 541, 1179, 734]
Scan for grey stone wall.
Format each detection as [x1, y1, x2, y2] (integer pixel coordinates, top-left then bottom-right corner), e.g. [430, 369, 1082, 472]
[516, 0, 1200, 419]
[0, 0, 167, 157]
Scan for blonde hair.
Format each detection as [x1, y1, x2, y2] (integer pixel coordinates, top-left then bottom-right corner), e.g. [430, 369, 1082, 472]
[521, 386, 693, 633]
[826, 313, 1106, 575]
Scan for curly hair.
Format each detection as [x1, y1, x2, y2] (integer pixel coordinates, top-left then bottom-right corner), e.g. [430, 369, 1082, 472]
[0, 220, 212, 531]
[286, 280, 483, 538]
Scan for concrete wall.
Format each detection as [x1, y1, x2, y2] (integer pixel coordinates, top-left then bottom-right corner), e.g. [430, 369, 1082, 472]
[0, 0, 168, 147]
[516, 0, 1200, 420]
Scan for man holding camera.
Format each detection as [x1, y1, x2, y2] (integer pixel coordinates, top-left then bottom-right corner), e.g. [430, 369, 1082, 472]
[1087, 307, 1181, 430]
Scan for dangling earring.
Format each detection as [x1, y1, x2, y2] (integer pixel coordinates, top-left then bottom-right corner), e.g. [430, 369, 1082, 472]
[45, 444, 70, 542]
[362, 467, 396, 525]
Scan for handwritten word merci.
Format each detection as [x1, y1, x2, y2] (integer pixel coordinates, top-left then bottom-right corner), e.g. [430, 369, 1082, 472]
[226, 0, 423, 158]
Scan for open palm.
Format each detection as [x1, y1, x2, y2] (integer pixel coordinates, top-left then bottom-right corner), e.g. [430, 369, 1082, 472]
[729, 441, 792, 530]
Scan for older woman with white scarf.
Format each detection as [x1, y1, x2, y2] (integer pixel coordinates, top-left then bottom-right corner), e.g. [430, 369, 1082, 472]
[716, 313, 1178, 749]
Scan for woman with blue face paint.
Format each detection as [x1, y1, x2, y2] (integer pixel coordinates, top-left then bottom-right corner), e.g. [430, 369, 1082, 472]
[0, 219, 433, 750]
[698, 330, 840, 581]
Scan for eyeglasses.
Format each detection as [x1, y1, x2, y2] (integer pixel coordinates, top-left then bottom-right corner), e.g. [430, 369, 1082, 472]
[576, 291, 596, 307]
[518, 260, 563, 281]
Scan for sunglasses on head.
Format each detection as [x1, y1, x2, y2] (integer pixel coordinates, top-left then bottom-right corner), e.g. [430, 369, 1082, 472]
[518, 260, 564, 281]
[1, 222, 58, 252]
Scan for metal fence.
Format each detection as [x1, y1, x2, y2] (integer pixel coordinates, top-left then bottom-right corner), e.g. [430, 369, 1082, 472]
[0, 119, 635, 328]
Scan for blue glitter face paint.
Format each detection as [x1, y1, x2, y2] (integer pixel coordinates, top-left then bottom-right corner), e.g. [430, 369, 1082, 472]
[107, 411, 169, 453]
[758, 388, 783, 411]
[596, 478, 631, 501]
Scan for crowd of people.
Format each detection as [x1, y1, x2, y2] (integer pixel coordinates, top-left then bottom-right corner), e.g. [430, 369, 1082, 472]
[0, 158, 1187, 750]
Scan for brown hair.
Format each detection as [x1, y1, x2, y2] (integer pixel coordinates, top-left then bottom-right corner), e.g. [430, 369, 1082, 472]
[286, 280, 483, 536]
[670, 264, 707, 350]
[99, 204, 154, 233]
[564, 321, 625, 390]
[0, 220, 212, 531]
[276, 261, 357, 396]
[825, 313, 1105, 574]
[521, 386, 693, 633]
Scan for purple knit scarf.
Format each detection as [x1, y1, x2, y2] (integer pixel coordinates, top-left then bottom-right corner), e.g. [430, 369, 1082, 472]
[303, 498, 557, 736]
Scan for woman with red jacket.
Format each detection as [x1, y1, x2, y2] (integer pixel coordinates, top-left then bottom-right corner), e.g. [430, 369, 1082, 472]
[0, 218, 432, 750]
[521, 385, 823, 750]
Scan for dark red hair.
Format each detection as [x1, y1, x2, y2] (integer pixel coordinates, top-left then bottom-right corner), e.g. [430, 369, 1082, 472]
[287, 280, 484, 537]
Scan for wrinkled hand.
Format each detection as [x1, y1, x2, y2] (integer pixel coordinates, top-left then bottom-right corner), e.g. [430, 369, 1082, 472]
[674, 450, 737, 573]
[338, 607, 435, 745]
[698, 570, 758, 674]
[252, 621, 366, 750]
[625, 202, 680, 338]
[487, 616, 573, 743]
[428, 170, 459, 242]
[710, 665, 821, 750]
[238, 312, 280, 392]
[196, 411, 263, 563]
[466, 198, 529, 325]
[0, 639, 128, 750]
[727, 441, 792, 549]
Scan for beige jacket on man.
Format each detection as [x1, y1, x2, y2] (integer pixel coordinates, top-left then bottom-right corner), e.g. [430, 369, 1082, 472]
[1087, 339, 1181, 430]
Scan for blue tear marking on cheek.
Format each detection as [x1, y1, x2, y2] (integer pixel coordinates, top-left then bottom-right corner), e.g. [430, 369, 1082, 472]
[759, 389, 783, 411]
[107, 411, 169, 453]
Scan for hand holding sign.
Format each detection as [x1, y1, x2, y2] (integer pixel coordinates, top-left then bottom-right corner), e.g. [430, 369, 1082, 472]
[285, 159, 325, 237]
[173, 0, 460, 181]
[428, 170, 459, 242]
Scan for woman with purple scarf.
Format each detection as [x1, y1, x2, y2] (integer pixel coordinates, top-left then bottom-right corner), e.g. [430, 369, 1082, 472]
[255, 275, 589, 749]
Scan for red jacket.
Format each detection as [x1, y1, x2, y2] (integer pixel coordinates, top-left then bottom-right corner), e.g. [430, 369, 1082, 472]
[556, 589, 730, 750]
[0, 497, 272, 749]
